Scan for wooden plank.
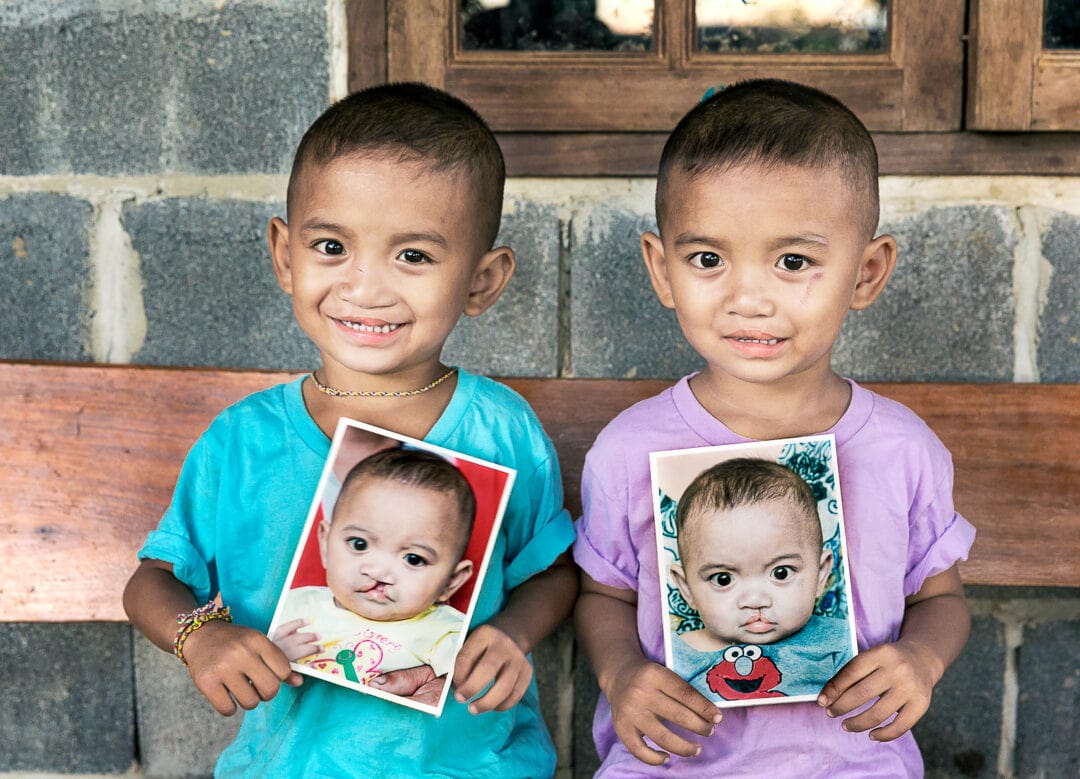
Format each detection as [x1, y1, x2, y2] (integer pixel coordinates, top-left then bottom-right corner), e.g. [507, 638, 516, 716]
[1032, 54, 1080, 130]
[448, 64, 904, 132]
[0, 364, 301, 622]
[967, 0, 1041, 130]
[347, 0, 387, 91]
[496, 131, 1080, 177]
[897, 0, 965, 130]
[1, 364, 1077, 622]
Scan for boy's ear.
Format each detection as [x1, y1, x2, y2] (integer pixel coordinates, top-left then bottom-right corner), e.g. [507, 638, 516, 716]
[463, 246, 515, 317]
[850, 233, 897, 311]
[670, 562, 697, 610]
[641, 231, 675, 309]
[438, 559, 475, 603]
[268, 216, 294, 295]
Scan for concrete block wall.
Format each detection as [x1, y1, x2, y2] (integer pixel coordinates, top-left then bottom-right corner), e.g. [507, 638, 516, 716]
[1, 2, 1077, 777]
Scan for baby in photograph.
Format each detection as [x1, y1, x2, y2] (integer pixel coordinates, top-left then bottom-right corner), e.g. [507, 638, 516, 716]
[669, 458, 853, 701]
[273, 447, 475, 692]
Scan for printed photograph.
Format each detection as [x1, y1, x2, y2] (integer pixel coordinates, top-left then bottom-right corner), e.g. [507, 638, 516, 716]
[651, 434, 857, 708]
[268, 418, 515, 716]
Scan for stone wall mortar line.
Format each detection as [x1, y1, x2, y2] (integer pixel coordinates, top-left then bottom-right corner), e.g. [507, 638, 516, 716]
[5, 175, 1080, 212]
[1012, 207, 1045, 382]
[997, 620, 1024, 779]
[557, 216, 572, 377]
[327, 0, 349, 103]
[88, 191, 147, 364]
[0, 175, 288, 202]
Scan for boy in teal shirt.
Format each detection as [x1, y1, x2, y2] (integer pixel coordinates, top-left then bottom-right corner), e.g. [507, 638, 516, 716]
[124, 83, 577, 777]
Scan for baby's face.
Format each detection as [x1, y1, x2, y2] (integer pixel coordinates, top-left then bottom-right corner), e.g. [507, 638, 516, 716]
[319, 476, 471, 622]
[672, 497, 832, 649]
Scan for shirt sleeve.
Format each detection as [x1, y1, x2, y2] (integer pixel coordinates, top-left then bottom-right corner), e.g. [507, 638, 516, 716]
[903, 441, 977, 597]
[572, 448, 641, 592]
[137, 422, 223, 604]
[502, 444, 575, 591]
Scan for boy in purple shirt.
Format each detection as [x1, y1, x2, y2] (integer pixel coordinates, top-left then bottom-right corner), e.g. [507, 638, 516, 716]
[573, 79, 976, 777]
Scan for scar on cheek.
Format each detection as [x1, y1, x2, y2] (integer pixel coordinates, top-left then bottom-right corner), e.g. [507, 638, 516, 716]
[801, 272, 824, 303]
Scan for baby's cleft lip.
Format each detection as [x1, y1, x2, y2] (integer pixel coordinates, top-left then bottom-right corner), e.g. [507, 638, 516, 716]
[356, 580, 390, 599]
[741, 615, 776, 633]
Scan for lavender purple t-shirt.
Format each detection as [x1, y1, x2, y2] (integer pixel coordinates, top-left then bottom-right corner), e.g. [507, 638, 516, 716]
[573, 376, 976, 778]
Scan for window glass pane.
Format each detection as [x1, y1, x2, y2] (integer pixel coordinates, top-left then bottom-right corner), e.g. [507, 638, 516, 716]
[1044, 0, 1080, 49]
[696, 0, 888, 54]
[460, 0, 654, 52]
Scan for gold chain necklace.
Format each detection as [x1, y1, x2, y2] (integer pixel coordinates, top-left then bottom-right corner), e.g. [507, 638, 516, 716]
[310, 368, 457, 398]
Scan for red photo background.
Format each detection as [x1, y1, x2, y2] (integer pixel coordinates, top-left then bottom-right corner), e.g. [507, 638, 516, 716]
[287, 455, 510, 613]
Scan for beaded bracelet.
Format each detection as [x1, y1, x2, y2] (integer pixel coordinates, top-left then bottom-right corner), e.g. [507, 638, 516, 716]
[173, 601, 232, 666]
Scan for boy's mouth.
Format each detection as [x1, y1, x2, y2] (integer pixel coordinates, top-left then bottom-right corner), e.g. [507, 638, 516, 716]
[334, 317, 402, 335]
[733, 336, 779, 345]
[727, 330, 783, 345]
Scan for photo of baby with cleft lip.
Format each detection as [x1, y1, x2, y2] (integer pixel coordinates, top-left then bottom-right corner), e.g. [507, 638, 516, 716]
[652, 435, 857, 706]
[269, 419, 514, 715]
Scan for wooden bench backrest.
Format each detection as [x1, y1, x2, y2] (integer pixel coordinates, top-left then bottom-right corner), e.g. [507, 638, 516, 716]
[2, 362, 1078, 621]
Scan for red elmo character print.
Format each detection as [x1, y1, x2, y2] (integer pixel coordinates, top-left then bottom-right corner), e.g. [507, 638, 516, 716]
[706, 645, 785, 700]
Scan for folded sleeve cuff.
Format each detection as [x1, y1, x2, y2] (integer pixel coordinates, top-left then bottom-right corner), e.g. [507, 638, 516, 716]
[138, 529, 213, 604]
[904, 511, 977, 597]
[503, 508, 576, 591]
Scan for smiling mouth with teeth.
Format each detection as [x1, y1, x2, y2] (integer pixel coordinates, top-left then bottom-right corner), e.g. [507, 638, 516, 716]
[337, 319, 402, 334]
[734, 337, 779, 345]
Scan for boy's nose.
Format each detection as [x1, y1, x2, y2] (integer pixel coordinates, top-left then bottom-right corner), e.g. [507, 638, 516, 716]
[336, 256, 392, 306]
[724, 264, 774, 317]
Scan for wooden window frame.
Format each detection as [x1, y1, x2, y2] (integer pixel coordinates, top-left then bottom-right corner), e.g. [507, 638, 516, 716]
[968, 0, 1080, 130]
[349, 0, 1080, 176]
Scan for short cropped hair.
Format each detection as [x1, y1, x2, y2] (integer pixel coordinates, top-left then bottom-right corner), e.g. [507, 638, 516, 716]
[288, 82, 505, 249]
[336, 447, 476, 558]
[657, 79, 879, 239]
[675, 458, 821, 547]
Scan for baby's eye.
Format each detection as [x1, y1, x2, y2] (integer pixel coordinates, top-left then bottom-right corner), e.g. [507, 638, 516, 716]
[315, 239, 346, 256]
[689, 252, 723, 269]
[777, 254, 811, 272]
[709, 571, 734, 587]
[403, 553, 428, 567]
[771, 565, 795, 581]
[397, 248, 432, 265]
[346, 537, 367, 552]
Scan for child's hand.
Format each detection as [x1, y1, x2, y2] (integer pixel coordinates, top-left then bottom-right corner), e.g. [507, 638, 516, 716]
[369, 665, 446, 706]
[817, 638, 939, 741]
[452, 623, 532, 714]
[182, 618, 302, 716]
[270, 618, 320, 662]
[606, 657, 722, 766]
[819, 566, 969, 742]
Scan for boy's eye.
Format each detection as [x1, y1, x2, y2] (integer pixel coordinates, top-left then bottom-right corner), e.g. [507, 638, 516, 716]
[709, 571, 734, 587]
[315, 240, 346, 256]
[346, 537, 367, 552]
[689, 252, 723, 269]
[403, 553, 428, 567]
[397, 249, 432, 265]
[771, 565, 794, 581]
[777, 254, 811, 272]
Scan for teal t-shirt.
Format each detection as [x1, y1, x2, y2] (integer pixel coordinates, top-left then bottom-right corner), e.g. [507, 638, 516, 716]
[139, 370, 575, 778]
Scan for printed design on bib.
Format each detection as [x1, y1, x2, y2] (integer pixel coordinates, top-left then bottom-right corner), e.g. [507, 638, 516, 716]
[706, 645, 785, 700]
[310, 638, 385, 683]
